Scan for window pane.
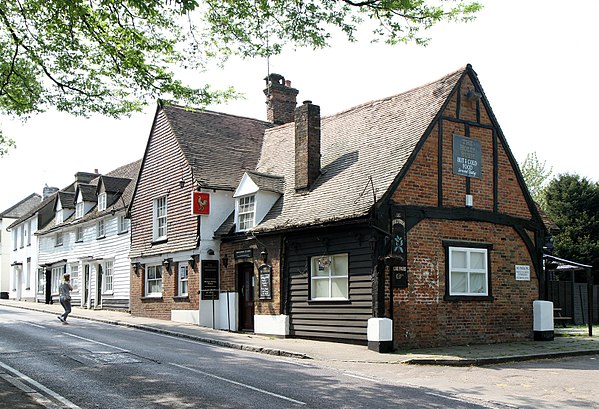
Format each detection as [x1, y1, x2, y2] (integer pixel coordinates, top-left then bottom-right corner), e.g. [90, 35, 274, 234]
[331, 278, 348, 298]
[312, 257, 331, 277]
[470, 273, 486, 293]
[451, 250, 467, 269]
[451, 271, 468, 293]
[332, 255, 348, 276]
[470, 251, 485, 269]
[311, 279, 329, 298]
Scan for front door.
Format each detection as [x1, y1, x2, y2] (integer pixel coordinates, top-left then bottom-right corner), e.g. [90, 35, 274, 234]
[237, 262, 254, 332]
[96, 264, 102, 308]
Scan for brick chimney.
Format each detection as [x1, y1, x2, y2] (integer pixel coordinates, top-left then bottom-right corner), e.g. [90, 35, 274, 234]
[294, 100, 321, 191]
[264, 73, 298, 125]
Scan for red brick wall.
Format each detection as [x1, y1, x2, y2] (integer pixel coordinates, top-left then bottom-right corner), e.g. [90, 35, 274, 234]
[130, 258, 199, 319]
[220, 236, 282, 316]
[391, 220, 537, 348]
[389, 72, 538, 348]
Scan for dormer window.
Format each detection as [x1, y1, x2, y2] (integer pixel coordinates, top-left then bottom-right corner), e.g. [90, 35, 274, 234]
[98, 193, 107, 211]
[76, 202, 84, 219]
[238, 195, 255, 231]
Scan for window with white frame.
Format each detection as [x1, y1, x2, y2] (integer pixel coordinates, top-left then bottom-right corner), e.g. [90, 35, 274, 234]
[178, 263, 188, 296]
[27, 221, 32, 246]
[238, 195, 255, 231]
[69, 263, 79, 292]
[55, 232, 63, 246]
[23, 224, 27, 247]
[51, 266, 62, 294]
[145, 265, 162, 296]
[20, 225, 24, 248]
[76, 202, 84, 218]
[37, 268, 45, 293]
[153, 196, 167, 241]
[448, 246, 489, 296]
[103, 260, 113, 293]
[76, 226, 83, 242]
[118, 215, 129, 233]
[97, 219, 105, 238]
[26, 258, 31, 290]
[12, 229, 17, 250]
[98, 193, 107, 211]
[310, 254, 349, 300]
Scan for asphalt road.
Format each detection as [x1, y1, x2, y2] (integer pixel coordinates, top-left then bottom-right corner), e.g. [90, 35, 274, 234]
[0, 306, 499, 408]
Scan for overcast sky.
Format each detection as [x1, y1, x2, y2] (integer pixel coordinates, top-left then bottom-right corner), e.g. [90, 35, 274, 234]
[1, 0, 597, 213]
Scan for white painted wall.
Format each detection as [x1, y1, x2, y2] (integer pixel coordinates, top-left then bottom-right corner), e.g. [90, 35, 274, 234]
[38, 210, 131, 307]
[8, 216, 39, 301]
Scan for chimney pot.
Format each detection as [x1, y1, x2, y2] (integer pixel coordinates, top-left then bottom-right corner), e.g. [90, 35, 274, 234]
[303, 100, 312, 105]
[285, 80, 291, 87]
[263, 73, 298, 125]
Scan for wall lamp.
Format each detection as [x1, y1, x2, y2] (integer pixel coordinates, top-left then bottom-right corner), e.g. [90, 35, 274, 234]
[162, 258, 172, 272]
[221, 254, 229, 269]
[207, 248, 215, 255]
[261, 249, 268, 264]
[179, 177, 185, 189]
[369, 235, 377, 253]
[131, 261, 141, 276]
[188, 255, 196, 268]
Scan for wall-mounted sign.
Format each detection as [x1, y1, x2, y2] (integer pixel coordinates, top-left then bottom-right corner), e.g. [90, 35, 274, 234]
[390, 209, 408, 288]
[234, 249, 253, 259]
[515, 265, 531, 281]
[191, 192, 210, 215]
[201, 260, 219, 300]
[258, 265, 272, 300]
[453, 134, 482, 179]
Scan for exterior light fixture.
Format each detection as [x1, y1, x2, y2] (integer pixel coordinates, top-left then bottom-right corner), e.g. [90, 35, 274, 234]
[188, 255, 196, 268]
[261, 250, 268, 264]
[221, 254, 229, 269]
[369, 235, 377, 252]
[465, 89, 482, 101]
[179, 177, 185, 189]
[207, 249, 215, 255]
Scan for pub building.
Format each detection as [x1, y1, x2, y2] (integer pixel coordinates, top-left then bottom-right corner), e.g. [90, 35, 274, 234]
[129, 65, 546, 351]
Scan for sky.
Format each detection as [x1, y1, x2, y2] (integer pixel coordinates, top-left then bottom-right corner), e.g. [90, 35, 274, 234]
[1, 0, 597, 213]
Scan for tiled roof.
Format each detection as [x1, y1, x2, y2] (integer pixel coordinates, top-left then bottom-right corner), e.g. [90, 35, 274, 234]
[253, 66, 466, 232]
[162, 105, 273, 191]
[7, 192, 57, 230]
[100, 176, 131, 195]
[0, 193, 41, 219]
[58, 192, 75, 209]
[246, 171, 284, 194]
[78, 184, 97, 202]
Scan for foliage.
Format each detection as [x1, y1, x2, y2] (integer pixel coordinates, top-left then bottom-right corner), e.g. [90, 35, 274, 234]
[0, 0, 481, 155]
[544, 174, 599, 273]
[520, 152, 553, 210]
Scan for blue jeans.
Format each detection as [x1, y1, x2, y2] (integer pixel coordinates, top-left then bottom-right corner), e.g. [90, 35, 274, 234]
[60, 297, 72, 321]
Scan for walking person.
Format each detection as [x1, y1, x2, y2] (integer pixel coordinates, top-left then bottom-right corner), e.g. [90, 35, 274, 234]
[57, 273, 73, 324]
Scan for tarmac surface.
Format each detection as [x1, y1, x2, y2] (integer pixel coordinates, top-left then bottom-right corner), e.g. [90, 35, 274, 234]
[2, 299, 599, 408]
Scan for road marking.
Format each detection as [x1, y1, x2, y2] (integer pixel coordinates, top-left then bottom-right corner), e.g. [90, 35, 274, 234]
[171, 363, 306, 405]
[0, 360, 81, 409]
[62, 332, 129, 352]
[25, 322, 45, 329]
[344, 373, 378, 382]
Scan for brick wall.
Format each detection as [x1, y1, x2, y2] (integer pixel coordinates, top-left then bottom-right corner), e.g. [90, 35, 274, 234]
[220, 236, 282, 317]
[130, 258, 199, 319]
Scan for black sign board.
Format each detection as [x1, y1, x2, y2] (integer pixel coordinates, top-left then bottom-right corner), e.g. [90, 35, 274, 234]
[390, 209, 408, 288]
[201, 260, 219, 300]
[452, 134, 482, 179]
[234, 249, 253, 259]
[258, 265, 272, 300]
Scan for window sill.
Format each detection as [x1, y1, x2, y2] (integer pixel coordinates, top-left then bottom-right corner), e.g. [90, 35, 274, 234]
[54, 244, 63, 247]
[75, 240, 83, 243]
[444, 295, 494, 302]
[96, 236, 106, 240]
[117, 230, 129, 236]
[141, 296, 163, 301]
[173, 296, 190, 302]
[308, 299, 351, 305]
[151, 238, 168, 246]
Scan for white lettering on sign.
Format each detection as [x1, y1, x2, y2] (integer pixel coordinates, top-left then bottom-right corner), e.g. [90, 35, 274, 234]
[515, 265, 530, 281]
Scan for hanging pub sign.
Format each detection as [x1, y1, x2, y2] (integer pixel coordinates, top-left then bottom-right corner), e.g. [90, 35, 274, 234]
[191, 192, 210, 215]
[258, 264, 272, 300]
[388, 209, 408, 288]
[452, 134, 482, 179]
[200, 260, 219, 300]
[234, 249, 253, 259]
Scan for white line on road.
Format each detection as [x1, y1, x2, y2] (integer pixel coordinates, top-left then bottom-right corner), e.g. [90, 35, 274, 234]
[25, 322, 45, 329]
[62, 332, 129, 352]
[171, 362, 306, 405]
[0, 360, 81, 409]
[343, 373, 378, 382]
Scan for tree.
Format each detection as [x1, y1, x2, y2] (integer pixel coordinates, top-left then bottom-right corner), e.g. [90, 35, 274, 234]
[0, 0, 482, 155]
[520, 152, 553, 211]
[544, 174, 599, 274]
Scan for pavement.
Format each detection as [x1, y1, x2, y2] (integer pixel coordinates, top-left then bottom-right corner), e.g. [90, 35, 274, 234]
[2, 299, 599, 407]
